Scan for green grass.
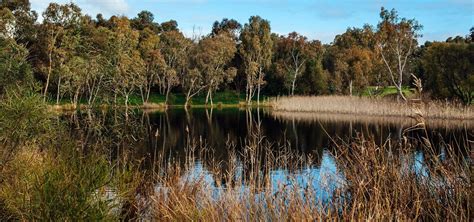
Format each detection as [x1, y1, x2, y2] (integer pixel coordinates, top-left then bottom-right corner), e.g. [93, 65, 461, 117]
[49, 90, 271, 108]
[121, 90, 248, 106]
[361, 86, 414, 98]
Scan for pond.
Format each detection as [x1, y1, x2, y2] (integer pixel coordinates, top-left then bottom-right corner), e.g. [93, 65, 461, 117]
[62, 108, 473, 202]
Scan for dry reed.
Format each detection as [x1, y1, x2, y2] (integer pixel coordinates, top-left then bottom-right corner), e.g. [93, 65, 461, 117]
[272, 96, 473, 120]
[149, 121, 471, 221]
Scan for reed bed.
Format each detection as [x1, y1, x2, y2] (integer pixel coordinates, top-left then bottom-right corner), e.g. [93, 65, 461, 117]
[149, 125, 471, 221]
[272, 96, 473, 120]
[270, 110, 474, 130]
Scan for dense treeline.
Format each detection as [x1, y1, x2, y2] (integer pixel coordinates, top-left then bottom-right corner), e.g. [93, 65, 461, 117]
[1, 1, 473, 105]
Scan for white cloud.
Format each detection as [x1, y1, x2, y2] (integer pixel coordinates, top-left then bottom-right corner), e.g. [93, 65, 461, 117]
[31, 0, 129, 19]
[86, 0, 128, 16]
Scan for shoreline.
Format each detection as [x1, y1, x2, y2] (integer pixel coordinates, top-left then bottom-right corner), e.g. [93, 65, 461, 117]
[48, 102, 273, 112]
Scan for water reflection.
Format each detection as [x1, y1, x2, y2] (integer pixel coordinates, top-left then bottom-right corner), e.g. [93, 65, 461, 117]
[60, 108, 472, 199]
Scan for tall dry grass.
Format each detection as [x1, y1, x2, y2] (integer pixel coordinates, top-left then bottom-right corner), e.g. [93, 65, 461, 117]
[150, 122, 471, 221]
[270, 111, 474, 130]
[272, 95, 473, 120]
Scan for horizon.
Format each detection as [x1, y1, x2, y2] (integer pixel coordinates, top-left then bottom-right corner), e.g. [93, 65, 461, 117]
[30, 0, 473, 44]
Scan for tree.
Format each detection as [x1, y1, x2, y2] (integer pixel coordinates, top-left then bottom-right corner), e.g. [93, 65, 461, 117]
[239, 16, 272, 105]
[160, 20, 178, 32]
[138, 28, 166, 104]
[325, 26, 385, 95]
[105, 16, 145, 107]
[37, 2, 82, 102]
[422, 40, 473, 104]
[194, 34, 237, 106]
[211, 18, 242, 40]
[131, 10, 160, 33]
[0, 38, 32, 93]
[376, 7, 422, 101]
[275, 32, 313, 95]
[298, 47, 328, 95]
[160, 30, 191, 104]
[0, 0, 38, 45]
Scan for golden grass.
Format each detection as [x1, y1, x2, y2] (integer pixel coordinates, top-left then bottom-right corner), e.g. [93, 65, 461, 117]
[140, 102, 168, 110]
[149, 125, 471, 221]
[272, 96, 473, 120]
[270, 111, 474, 130]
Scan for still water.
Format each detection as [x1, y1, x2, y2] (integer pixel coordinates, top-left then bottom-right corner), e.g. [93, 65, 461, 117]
[63, 108, 472, 199]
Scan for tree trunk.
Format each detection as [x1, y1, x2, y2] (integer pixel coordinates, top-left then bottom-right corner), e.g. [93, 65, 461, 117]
[291, 69, 298, 96]
[74, 88, 80, 108]
[205, 87, 211, 105]
[146, 84, 151, 104]
[44, 68, 51, 101]
[349, 80, 353, 96]
[165, 87, 171, 105]
[139, 87, 146, 104]
[56, 75, 61, 105]
[209, 90, 213, 107]
[125, 94, 129, 108]
[185, 90, 191, 108]
[397, 86, 407, 102]
[257, 67, 263, 106]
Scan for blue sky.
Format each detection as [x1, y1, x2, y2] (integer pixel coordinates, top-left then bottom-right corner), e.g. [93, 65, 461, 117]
[31, 0, 473, 44]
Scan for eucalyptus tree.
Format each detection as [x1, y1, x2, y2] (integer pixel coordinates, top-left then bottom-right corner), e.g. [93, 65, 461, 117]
[239, 16, 272, 105]
[0, 0, 38, 46]
[106, 16, 145, 107]
[211, 18, 242, 40]
[376, 7, 422, 101]
[160, 30, 191, 104]
[422, 39, 473, 104]
[275, 32, 313, 95]
[60, 56, 86, 105]
[194, 34, 237, 106]
[131, 10, 160, 33]
[138, 27, 166, 104]
[38, 2, 81, 102]
[160, 20, 178, 32]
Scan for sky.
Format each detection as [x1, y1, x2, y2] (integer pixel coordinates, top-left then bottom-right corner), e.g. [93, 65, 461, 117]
[30, 0, 473, 44]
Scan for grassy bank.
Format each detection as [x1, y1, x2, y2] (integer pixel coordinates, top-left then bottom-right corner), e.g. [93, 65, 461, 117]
[48, 91, 272, 111]
[361, 86, 414, 98]
[272, 96, 473, 120]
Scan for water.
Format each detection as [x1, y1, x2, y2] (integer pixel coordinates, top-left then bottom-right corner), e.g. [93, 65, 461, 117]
[62, 108, 472, 200]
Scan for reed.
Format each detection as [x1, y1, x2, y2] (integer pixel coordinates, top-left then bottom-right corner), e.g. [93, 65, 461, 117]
[272, 95, 473, 120]
[149, 121, 471, 221]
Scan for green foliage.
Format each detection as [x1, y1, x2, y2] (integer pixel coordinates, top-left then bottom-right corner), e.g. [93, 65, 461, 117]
[239, 16, 273, 104]
[0, 138, 141, 221]
[0, 2, 470, 106]
[324, 26, 384, 95]
[0, 38, 33, 92]
[0, 85, 51, 161]
[421, 41, 474, 104]
[297, 58, 328, 95]
[376, 7, 422, 100]
[0, 87, 143, 221]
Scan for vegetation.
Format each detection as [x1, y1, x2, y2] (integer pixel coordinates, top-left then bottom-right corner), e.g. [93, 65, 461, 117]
[0, 85, 471, 220]
[0, 0, 472, 221]
[272, 95, 473, 120]
[1, 1, 472, 108]
[151, 130, 470, 221]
